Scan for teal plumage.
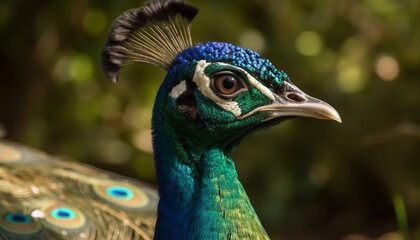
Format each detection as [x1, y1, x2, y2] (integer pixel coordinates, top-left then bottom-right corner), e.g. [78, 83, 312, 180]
[0, 0, 341, 239]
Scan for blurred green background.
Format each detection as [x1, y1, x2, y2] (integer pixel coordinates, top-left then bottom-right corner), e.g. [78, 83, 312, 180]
[0, 0, 419, 239]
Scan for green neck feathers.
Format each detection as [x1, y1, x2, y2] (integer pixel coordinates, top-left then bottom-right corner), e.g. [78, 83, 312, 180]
[152, 94, 269, 239]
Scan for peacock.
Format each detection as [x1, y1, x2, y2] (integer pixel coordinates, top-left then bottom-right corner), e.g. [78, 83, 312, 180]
[0, 0, 341, 239]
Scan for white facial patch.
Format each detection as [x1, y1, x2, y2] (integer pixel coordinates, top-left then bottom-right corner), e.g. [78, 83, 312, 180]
[169, 80, 187, 99]
[193, 60, 242, 117]
[192, 60, 275, 118]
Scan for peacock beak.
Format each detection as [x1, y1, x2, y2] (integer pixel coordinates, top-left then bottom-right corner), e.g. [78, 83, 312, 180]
[267, 81, 342, 123]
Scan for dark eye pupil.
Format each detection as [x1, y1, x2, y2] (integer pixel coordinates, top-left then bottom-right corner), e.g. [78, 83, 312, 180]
[213, 73, 241, 97]
[222, 76, 236, 90]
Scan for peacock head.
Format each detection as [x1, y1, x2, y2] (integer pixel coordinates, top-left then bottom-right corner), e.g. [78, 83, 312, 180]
[101, 0, 341, 150]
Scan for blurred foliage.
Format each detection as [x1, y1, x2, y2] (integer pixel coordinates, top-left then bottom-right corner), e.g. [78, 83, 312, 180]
[0, 0, 420, 239]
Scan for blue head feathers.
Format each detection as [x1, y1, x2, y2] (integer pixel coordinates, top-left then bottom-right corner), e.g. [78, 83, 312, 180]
[101, 0, 340, 149]
[173, 42, 288, 92]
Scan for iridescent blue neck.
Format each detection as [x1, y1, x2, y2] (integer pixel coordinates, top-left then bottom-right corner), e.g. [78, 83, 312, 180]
[151, 80, 269, 239]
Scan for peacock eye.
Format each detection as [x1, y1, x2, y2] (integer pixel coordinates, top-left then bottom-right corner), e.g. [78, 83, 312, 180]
[212, 72, 245, 98]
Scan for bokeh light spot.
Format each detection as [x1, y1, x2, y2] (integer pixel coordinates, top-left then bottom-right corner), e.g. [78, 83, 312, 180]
[69, 54, 94, 82]
[52, 55, 72, 81]
[375, 55, 399, 81]
[238, 29, 266, 53]
[341, 37, 367, 59]
[83, 9, 107, 35]
[376, 232, 403, 240]
[337, 66, 367, 93]
[123, 106, 152, 130]
[132, 129, 153, 153]
[366, 0, 400, 15]
[295, 31, 323, 56]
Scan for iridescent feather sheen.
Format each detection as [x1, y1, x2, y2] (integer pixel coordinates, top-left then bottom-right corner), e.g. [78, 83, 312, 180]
[0, 142, 157, 240]
[0, 0, 341, 239]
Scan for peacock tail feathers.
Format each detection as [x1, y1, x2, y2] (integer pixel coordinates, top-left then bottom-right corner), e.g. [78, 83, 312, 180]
[0, 141, 157, 240]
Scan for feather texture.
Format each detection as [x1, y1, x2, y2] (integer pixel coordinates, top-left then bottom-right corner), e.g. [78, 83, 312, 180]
[0, 0, 341, 238]
[0, 141, 157, 240]
[101, 0, 198, 82]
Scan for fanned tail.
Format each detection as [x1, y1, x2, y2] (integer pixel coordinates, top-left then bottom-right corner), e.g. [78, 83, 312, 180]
[0, 141, 158, 240]
[101, 0, 199, 82]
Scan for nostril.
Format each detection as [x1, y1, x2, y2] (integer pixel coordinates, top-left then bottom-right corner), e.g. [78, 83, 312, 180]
[286, 93, 306, 103]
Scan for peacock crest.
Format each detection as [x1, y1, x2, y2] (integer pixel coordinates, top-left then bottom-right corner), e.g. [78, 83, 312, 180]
[101, 0, 198, 82]
[0, 0, 341, 239]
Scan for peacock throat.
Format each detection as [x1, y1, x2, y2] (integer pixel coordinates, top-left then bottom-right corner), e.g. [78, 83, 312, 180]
[152, 81, 269, 239]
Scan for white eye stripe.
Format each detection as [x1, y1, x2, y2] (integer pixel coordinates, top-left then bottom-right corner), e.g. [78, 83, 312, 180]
[192, 60, 242, 117]
[170, 80, 187, 99]
[191, 60, 275, 118]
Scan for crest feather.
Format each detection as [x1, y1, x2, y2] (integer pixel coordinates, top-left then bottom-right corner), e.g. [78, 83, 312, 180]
[101, 0, 198, 82]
